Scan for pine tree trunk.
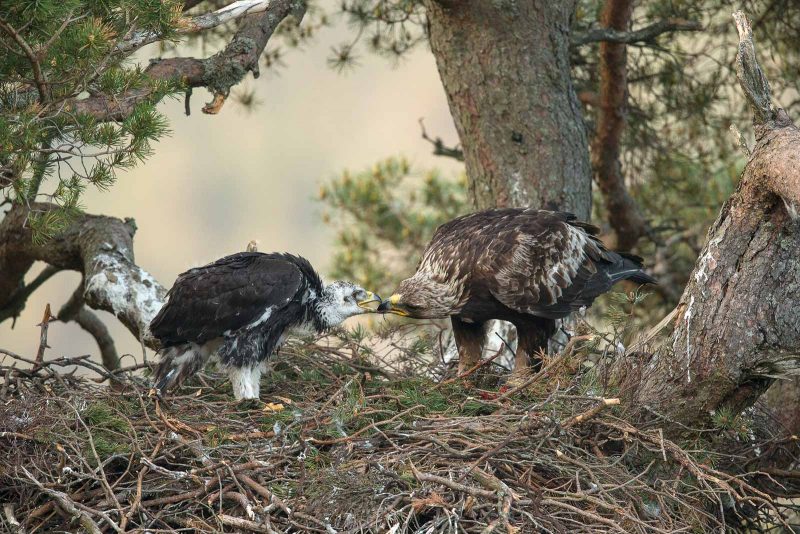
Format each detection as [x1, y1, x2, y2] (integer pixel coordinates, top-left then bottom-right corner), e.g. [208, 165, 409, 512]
[621, 14, 800, 430]
[424, 0, 591, 218]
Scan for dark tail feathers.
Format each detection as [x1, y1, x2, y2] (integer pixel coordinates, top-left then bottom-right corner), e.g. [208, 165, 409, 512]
[153, 344, 209, 395]
[611, 252, 658, 285]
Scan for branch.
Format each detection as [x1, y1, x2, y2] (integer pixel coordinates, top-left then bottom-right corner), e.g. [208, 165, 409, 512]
[70, 0, 306, 119]
[58, 285, 119, 371]
[0, 265, 59, 325]
[0, 203, 166, 349]
[590, 0, 647, 250]
[419, 118, 464, 162]
[117, 0, 281, 54]
[733, 11, 780, 127]
[572, 18, 702, 47]
[0, 19, 48, 101]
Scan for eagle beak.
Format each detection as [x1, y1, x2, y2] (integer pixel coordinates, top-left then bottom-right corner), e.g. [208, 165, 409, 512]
[377, 294, 409, 316]
[357, 291, 382, 310]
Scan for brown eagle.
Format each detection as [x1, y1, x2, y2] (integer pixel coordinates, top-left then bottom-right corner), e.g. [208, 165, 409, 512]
[377, 208, 656, 373]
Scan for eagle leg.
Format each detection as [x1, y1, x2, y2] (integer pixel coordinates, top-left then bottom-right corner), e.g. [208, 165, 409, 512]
[451, 316, 485, 375]
[513, 317, 556, 373]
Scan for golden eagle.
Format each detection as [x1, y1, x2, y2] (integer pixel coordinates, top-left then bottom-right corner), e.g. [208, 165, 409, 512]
[377, 208, 655, 373]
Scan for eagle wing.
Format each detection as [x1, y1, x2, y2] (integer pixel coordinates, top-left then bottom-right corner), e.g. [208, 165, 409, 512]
[480, 210, 646, 318]
[150, 252, 306, 346]
[419, 209, 650, 319]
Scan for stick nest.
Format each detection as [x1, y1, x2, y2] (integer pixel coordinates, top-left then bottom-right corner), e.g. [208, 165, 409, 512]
[1, 333, 798, 533]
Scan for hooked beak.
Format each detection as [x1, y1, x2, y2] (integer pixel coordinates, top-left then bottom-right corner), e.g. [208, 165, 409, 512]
[356, 291, 382, 311]
[377, 294, 409, 316]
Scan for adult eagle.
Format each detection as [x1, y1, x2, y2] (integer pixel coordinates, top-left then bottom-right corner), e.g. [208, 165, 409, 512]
[150, 252, 380, 399]
[378, 208, 655, 373]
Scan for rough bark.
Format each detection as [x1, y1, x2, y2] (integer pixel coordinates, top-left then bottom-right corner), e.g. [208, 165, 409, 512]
[623, 12, 800, 429]
[424, 0, 591, 218]
[590, 0, 647, 251]
[0, 203, 166, 349]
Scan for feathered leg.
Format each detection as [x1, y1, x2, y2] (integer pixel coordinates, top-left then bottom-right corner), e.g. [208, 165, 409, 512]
[451, 316, 486, 375]
[513, 317, 556, 372]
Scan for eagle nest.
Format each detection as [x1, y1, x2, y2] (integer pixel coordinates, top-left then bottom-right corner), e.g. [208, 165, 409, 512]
[1, 329, 797, 533]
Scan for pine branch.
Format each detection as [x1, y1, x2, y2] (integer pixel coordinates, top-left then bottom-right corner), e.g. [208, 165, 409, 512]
[572, 18, 702, 47]
[0, 18, 48, 102]
[117, 0, 284, 53]
[70, 0, 306, 120]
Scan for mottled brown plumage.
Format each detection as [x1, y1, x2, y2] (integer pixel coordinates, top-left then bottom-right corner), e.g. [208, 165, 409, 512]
[378, 208, 655, 372]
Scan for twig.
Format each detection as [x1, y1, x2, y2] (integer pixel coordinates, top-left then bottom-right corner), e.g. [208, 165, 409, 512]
[561, 398, 621, 429]
[34, 304, 54, 367]
[0, 19, 48, 101]
[410, 462, 496, 500]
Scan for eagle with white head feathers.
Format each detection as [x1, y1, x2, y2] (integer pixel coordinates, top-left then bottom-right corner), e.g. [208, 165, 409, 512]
[150, 252, 380, 399]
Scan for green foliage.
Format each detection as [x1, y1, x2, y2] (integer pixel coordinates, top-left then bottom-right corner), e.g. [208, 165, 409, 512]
[0, 0, 183, 240]
[319, 156, 469, 292]
[82, 401, 132, 460]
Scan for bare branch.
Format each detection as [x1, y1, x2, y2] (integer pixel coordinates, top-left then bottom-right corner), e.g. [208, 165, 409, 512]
[117, 0, 281, 54]
[572, 18, 702, 47]
[419, 118, 464, 162]
[733, 11, 781, 127]
[58, 285, 119, 371]
[34, 303, 54, 366]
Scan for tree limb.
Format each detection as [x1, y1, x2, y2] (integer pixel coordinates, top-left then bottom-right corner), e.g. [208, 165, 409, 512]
[572, 18, 702, 47]
[58, 285, 119, 371]
[0, 265, 59, 325]
[0, 203, 166, 349]
[590, 0, 647, 251]
[70, 0, 306, 119]
[117, 0, 283, 54]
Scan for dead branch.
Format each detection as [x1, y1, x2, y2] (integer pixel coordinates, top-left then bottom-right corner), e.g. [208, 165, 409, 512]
[572, 18, 702, 47]
[34, 303, 54, 366]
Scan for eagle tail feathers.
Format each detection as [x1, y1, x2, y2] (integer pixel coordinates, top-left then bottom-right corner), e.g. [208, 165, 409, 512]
[610, 253, 657, 285]
[153, 344, 211, 394]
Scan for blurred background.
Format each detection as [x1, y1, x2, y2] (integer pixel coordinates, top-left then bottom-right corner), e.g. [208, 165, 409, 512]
[0, 21, 462, 360]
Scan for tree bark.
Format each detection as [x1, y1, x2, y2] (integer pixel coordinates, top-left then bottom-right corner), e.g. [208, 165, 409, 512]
[0, 204, 166, 349]
[591, 0, 647, 251]
[424, 0, 591, 218]
[622, 12, 800, 430]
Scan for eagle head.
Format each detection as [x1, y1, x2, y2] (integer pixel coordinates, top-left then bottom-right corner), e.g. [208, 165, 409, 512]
[316, 281, 381, 327]
[377, 276, 457, 319]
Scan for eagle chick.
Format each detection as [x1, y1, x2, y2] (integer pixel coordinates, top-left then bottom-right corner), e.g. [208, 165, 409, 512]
[150, 252, 380, 399]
